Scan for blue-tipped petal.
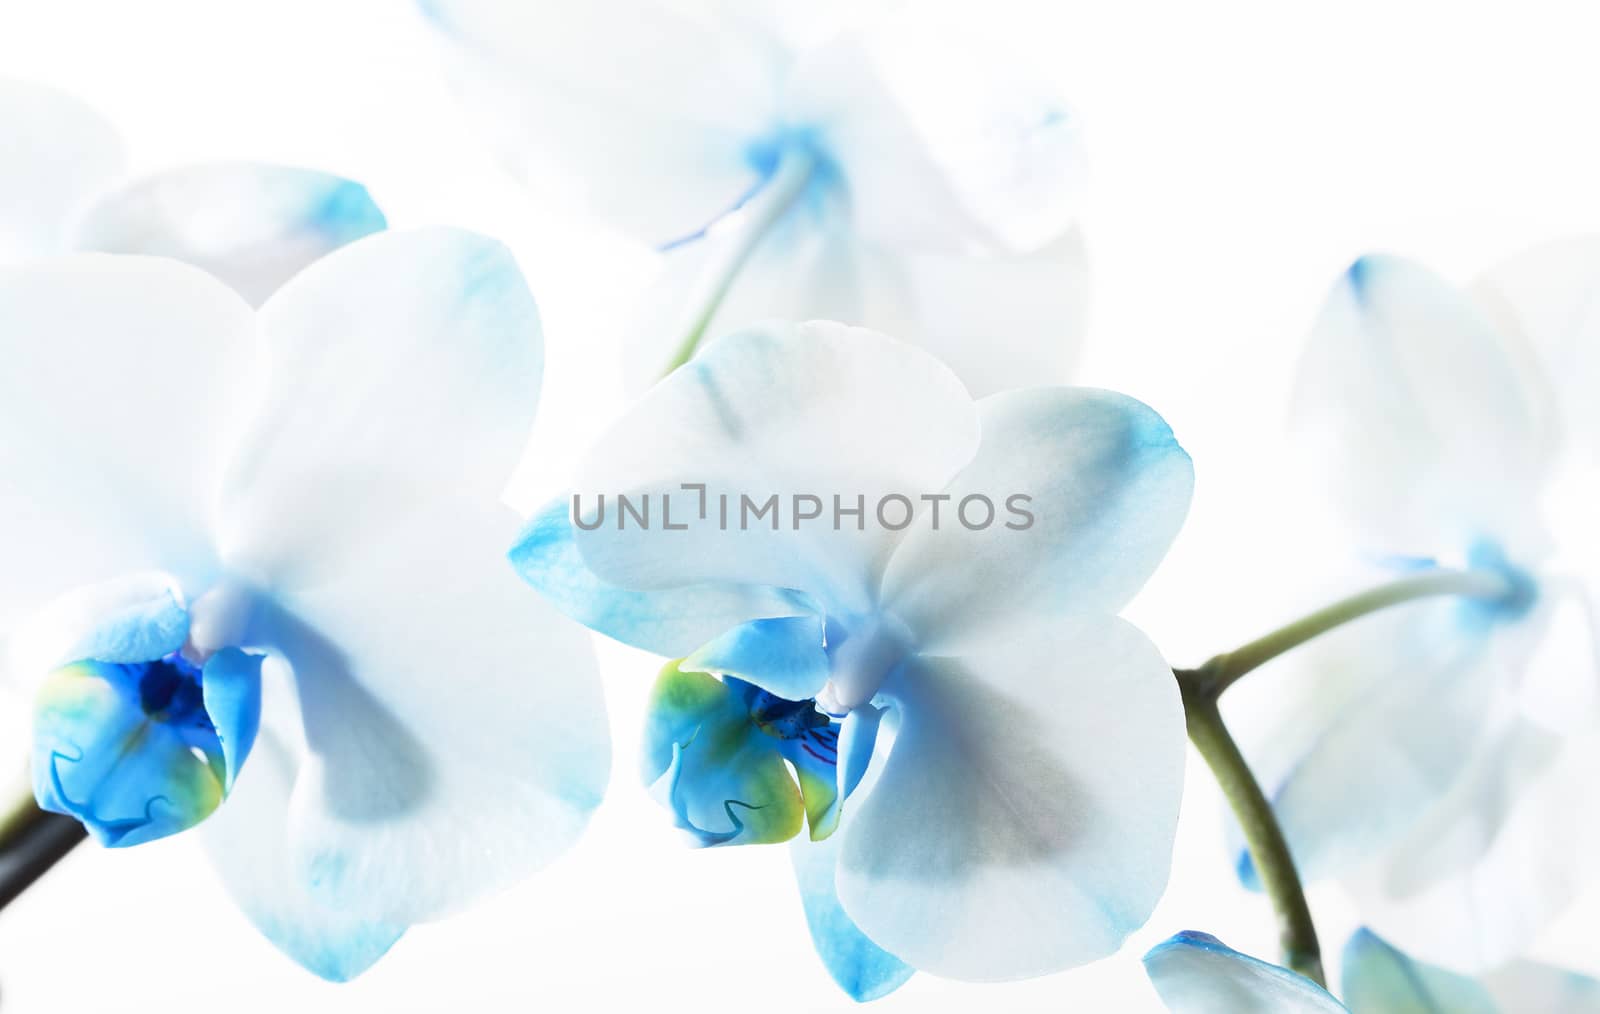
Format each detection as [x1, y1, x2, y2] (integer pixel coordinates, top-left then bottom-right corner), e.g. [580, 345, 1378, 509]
[33, 657, 225, 847]
[880, 387, 1194, 654]
[682, 615, 830, 701]
[201, 648, 263, 791]
[1292, 254, 1552, 556]
[1341, 929, 1496, 1013]
[198, 725, 405, 981]
[73, 163, 386, 306]
[510, 496, 812, 657]
[791, 833, 914, 1002]
[1143, 932, 1347, 1013]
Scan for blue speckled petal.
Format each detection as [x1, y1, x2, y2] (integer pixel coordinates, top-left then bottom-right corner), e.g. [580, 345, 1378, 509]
[0, 78, 123, 260]
[1341, 929, 1496, 1013]
[33, 658, 224, 847]
[73, 163, 386, 306]
[198, 722, 404, 981]
[881, 387, 1194, 654]
[683, 615, 829, 701]
[510, 495, 811, 657]
[836, 618, 1184, 981]
[201, 648, 263, 791]
[1143, 932, 1347, 1013]
[1292, 254, 1553, 556]
[791, 833, 914, 1002]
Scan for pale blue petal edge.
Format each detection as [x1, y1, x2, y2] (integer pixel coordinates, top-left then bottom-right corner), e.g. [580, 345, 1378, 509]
[792, 835, 915, 1003]
[509, 495, 813, 656]
[1144, 931, 1348, 1013]
[682, 615, 830, 700]
[1341, 929, 1497, 1013]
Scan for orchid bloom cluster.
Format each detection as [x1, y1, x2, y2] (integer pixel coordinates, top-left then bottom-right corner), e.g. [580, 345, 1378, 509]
[1230, 250, 1600, 970]
[512, 320, 1194, 997]
[0, 228, 610, 979]
[419, 0, 1088, 394]
[2, 2, 1599, 1008]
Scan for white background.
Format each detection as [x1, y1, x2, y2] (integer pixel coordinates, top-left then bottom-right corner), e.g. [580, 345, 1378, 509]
[3, 1, 1600, 1011]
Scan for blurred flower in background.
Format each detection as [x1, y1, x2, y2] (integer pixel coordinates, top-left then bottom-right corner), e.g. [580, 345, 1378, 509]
[0, 77, 386, 304]
[1229, 250, 1600, 970]
[417, 0, 1089, 394]
[0, 229, 610, 979]
[512, 321, 1192, 999]
[1144, 927, 1600, 1013]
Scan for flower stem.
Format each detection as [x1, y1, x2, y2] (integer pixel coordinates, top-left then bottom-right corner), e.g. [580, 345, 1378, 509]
[0, 788, 84, 912]
[1185, 568, 1512, 697]
[660, 148, 818, 377]
[1171, 566, 1513, 987]
[1179, 683, 1325, 985]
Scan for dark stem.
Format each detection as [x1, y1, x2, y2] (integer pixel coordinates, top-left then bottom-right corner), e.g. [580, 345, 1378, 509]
[0, 801, 85, 912]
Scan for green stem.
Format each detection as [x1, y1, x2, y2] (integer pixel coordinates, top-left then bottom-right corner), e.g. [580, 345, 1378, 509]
[660, 148, 818, 377]
[1179, 683, 1325, 985]
[1172, 566, 1514, 986]
[1188, 568, 1511, 697]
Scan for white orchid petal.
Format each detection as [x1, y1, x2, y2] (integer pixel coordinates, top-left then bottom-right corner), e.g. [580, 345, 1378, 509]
[789, 10, 1084, 253]
[212, 227, 606, 926]
[1291, 255, 1552, 555]
[1472, 236, 1600, 458]
[200, 719, 405, 982]
[836, 617, 1184, 980]
[0, 78, 123, 261]
[218, 227, 540, 582]
[1144, 932, 1347, 1013]
[627, 219, 1087, 398]
[73, 163, 385, 306]
[572, 321, 980, 614]
[419, 0, 782, 244]
[0, 257, 253, 634]
[881, 387, 1193, 654]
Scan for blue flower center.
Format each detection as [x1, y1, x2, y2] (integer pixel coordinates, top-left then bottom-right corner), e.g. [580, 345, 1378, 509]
[729, 677, 833, 742]
[1459, 539, 1539, 628]
[137, 653, 210, 726]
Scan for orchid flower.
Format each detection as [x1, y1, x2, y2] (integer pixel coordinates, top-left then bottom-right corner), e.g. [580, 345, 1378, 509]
[510, 320, 1192, 998]
[1144, 928, 1600, 1013]
[1229, 251, 1600, 970]
[418, 1, 1087, 393]
[0, 228, 610, 979]
[0, 77, 386, 304]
